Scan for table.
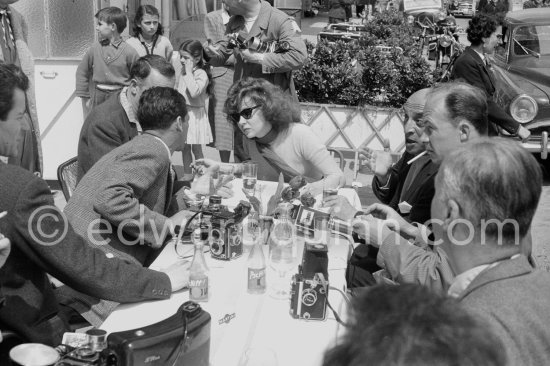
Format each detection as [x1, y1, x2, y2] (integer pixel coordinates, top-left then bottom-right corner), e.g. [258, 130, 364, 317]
[101, 179, 362, 366]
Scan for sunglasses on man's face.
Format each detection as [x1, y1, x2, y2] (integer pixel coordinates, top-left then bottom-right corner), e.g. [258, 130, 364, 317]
[230, 105, 262, 122]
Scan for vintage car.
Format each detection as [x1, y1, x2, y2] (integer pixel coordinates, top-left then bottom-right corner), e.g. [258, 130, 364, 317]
[448, 0, 474, 17]
[317, 23, 367, 43]
[490, 9, 550, 158]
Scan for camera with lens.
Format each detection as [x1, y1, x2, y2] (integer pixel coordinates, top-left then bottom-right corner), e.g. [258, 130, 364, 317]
[247, 37, 290, 54]
[227, 32, 248, 49]
[190, 195, 251, 260]
[290, 242, 329, 321]
[227, 32, 290, 54]
[55, 301, 211, 366]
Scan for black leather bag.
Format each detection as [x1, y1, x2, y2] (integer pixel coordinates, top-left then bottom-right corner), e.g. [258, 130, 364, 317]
[107, 301, 210, 366]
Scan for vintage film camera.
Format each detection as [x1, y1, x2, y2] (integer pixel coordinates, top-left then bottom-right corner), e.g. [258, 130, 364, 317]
[227, 32, 290, 54]
[189, 195, 251, 260]
[55, 301, 210, 366]
[290, 242, 329, 321]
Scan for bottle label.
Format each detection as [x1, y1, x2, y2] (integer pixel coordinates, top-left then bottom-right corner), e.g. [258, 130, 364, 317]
[189, 277, 209, 301]
[248, 268, 266, 291]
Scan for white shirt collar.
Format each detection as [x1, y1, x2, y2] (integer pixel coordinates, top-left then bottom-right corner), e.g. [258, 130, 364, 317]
[221, 8, 230, 24]
[448, 254, 521, 298]
[473, 48, 485, 62]
[119, 87, 142, 133]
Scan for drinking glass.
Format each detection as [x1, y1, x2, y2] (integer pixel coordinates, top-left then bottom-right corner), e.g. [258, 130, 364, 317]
[243, 211, 261, 253]
[243, 161, 258, 195]
[312, 216, 330, 245]
[268, 216, 296, 299]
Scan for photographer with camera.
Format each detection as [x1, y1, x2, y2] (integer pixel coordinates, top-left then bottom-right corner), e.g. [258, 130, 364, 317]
[205, 0, 307, 162]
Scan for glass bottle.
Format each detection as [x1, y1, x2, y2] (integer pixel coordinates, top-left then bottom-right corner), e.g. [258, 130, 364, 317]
[247, 231, 267, 294]
[189, 228, 210, 302]
[268, 202, 297, 299]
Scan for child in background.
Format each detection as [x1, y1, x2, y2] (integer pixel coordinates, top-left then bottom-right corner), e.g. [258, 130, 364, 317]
[76, 7, 139, 113]
[175, 40, 213, 178]
[127, 5, 173, 60]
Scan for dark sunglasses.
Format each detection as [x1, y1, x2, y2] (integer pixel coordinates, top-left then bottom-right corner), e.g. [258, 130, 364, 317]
[230, 105, 262, 122]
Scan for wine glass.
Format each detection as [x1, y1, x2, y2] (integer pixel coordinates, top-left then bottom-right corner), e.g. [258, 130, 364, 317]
[241, 347, 278, 366]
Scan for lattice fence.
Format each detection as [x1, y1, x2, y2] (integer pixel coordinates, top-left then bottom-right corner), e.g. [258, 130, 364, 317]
[300, 102, 406, 180]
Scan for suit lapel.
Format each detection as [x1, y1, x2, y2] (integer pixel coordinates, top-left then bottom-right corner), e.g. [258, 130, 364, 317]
[468, 47, 495, 91]
[400, 160, 437, 203]
[459, 256, 533, 300]
[247, 1, 271, 38]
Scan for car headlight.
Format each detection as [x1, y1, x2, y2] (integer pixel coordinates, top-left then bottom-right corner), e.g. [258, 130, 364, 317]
[510, 94, 538, 123]
[439, 35, 452, 47]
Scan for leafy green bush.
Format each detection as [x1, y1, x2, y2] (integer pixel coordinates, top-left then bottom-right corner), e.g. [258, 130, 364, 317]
[295, 11, 434, 108]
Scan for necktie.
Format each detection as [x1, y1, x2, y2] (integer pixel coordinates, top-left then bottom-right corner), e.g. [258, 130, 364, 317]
[0, 9, 15, 48]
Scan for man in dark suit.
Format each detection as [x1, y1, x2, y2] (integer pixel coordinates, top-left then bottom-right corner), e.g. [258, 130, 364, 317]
[76, 54, 176, 182]
[342, 82, 489, 292]
[0, 64, 189, 346]
[324, 88, 437, 286]
[435, 137, 550, 365]
[451, 14, 530, 141]
[64, 87, 221, 326]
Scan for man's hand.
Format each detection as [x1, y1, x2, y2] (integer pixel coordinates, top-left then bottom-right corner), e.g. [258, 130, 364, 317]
[170, 210, 195, 232]
[162, 260, 191, 292]
[0, 236, 11, 269]
[359, 147, 393, 179]
[364, 203, 417, 238]
[351, 214, 391, 248]
[323, 195, 358, 221]
[240, 49, 264, 64]
[193, 158, 220, 176]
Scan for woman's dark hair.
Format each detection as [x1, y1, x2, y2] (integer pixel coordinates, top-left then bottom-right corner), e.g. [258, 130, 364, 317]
[132, 5, 163, 37]
[467, 14, 498, 46]
[224, 78, 301, 136]
[179, 39, 213, 96]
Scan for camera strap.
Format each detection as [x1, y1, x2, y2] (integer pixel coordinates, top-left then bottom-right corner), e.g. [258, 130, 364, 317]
[317, 273, 349, 327]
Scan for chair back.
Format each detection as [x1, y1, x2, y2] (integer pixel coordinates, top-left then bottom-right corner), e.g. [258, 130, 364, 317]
[327, 147, 346, 171]
[57, 157, 78, 201]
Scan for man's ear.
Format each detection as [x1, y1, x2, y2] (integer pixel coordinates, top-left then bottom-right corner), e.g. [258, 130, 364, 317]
[458, 120, 471, 143]
[174, 116, 183, 132]
[128, 79, 139, 95]
[442, 198, 461, 230]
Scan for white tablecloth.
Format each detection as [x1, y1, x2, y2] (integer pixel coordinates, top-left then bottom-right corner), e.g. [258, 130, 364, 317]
[101, 179, 361, 366]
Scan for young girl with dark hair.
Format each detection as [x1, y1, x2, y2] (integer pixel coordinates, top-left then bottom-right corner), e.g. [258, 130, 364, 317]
[127, 5, 173, 60]
[175, 39, 213, 177]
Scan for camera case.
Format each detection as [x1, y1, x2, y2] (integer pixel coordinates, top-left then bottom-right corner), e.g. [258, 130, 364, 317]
[55, 302, 211, 366]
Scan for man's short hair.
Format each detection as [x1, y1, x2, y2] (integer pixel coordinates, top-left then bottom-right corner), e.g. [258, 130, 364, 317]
[438, 137, 542, 241]
[137, 87, 187, 131]
[323, 284, 505, 366]
[95, 7, 127, 33]
[130, 54, 175, 81]
[0, 62, 29, 121]
[429, 82, 488, 135]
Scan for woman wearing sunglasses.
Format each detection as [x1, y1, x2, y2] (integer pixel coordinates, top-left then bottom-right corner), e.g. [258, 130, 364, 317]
[196, 78, 345, 195]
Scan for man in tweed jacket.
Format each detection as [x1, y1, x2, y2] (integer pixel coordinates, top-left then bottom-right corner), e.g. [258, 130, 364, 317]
[63, 87, 206, 326]
[436, 138, 550, 366]
[0, 65, 188, 345]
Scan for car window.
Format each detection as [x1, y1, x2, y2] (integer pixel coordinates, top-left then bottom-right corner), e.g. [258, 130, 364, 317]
[512, 25, 550, 57]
